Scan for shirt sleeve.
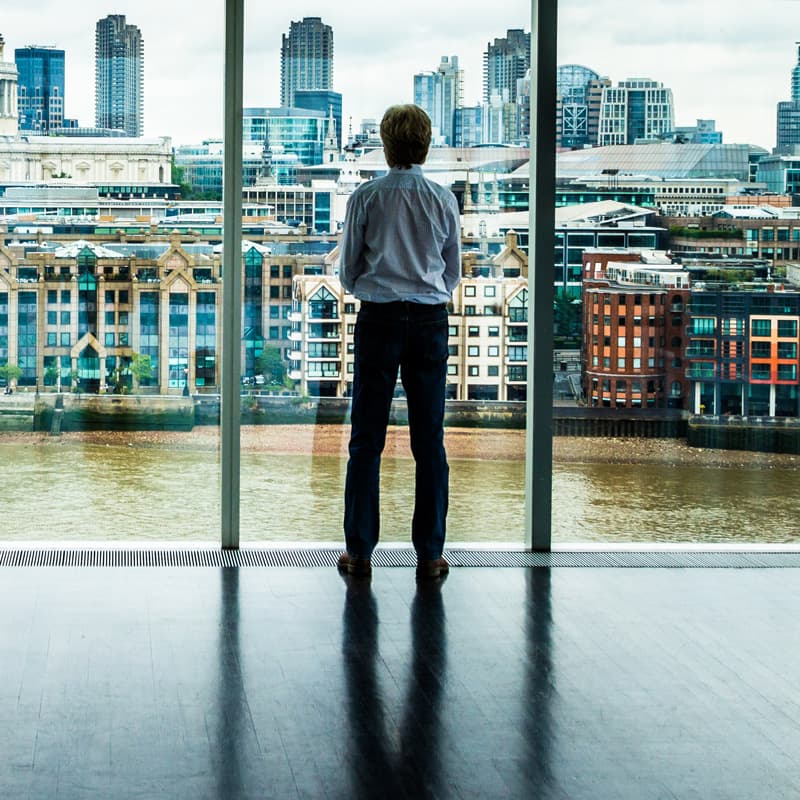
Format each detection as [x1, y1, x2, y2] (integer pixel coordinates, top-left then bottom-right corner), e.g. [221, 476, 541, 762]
[339, 191, 365, 294]
[441, 193, 462, 295]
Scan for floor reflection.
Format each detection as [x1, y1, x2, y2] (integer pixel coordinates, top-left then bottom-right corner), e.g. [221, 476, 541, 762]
[341, 576, 447, 799]
[522, 569, 555, 791]
[214, 567, 247, 798]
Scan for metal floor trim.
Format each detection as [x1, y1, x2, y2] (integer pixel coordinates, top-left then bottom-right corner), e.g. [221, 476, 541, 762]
[1, 547, 800, 568]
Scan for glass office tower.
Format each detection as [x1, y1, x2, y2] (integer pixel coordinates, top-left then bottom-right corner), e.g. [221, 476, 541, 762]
[15, 46, 65, 133]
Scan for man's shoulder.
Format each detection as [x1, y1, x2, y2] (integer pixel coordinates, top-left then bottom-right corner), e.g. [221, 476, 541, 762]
[350, 174, 389, 201]
[421, 175, 459, 210]
[422, 176, 456, 199]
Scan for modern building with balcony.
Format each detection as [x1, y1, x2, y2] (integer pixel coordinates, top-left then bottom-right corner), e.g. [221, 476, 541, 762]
[579, 245, 800, 416]
[685, 284, 800, 416]
[288, 233, 530, 401]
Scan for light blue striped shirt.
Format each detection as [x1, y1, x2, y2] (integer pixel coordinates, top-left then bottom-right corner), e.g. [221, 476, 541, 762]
[339, 165, 461, 304]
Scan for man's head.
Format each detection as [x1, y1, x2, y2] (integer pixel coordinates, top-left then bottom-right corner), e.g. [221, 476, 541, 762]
[380, 104, 431, 169]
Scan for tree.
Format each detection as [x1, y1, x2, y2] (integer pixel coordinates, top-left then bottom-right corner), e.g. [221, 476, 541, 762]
[553, 294, 582, 348]
[255, 345, 286, 387]
[171, 156, 193, 200]
[0, 363, 22, 387]
[129, 353, 154, 391]
[43, 365, 59, 387]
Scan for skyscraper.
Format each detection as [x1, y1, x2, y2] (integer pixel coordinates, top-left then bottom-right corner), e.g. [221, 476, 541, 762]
[483, 29, 530, 105]
[280, 17, 333, 109]
[597, 78, 674, 146]
[413, 56, 463, 145]
[95, 15, 143, 137]
[15, 46, 65, 133]
[483, 30, 530, 146]
[776, 43, 800, 154]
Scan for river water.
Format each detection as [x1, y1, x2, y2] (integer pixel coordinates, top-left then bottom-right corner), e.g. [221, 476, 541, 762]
[1, 432, 797, 544]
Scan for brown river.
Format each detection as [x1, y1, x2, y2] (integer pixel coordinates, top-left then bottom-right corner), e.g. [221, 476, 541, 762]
[0, 426, 798, 544]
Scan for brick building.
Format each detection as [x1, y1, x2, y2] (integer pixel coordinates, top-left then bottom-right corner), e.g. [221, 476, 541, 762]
[582, 249, 690, 409]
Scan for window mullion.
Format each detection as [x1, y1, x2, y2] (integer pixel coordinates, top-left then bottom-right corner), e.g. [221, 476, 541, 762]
[525, 0, 557, 551]
[221, 0, 244, 549]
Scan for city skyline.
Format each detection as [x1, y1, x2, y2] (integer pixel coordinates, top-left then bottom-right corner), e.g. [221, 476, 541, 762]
[0, 0, 798, 148]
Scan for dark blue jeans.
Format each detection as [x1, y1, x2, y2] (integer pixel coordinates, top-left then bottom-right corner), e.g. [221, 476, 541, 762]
[344, 301, 449, 560]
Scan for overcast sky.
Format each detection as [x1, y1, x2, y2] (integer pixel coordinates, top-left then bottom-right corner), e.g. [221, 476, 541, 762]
[2, 0, 799, 149]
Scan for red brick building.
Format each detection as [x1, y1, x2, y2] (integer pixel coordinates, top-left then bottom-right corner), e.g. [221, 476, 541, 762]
[582, 249, 691, 408]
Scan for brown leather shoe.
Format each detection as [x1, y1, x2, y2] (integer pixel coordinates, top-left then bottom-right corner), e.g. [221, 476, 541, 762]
[416, 556, 450, 580]
[337, 552, 372, 577]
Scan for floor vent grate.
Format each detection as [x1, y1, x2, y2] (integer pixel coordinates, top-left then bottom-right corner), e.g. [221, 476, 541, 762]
[0, 548, 799, 568]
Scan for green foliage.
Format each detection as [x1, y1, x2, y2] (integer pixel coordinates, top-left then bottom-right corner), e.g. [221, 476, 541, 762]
[129, 353, 154, 389]
[43, 366, 59, 386]
[0, 363, 23, 384]
[255, 345, 287, 387]
[171, 156, 221, 201]
[716, 269, 751, 284]
[553, 295, 582, 348]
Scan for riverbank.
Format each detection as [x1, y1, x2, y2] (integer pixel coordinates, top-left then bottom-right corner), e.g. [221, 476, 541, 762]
[1, 425, 799, 469]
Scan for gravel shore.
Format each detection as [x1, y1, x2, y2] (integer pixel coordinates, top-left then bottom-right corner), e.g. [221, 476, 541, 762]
[2, 425, 799, 469]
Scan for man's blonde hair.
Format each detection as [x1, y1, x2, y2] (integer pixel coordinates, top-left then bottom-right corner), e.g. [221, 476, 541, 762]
[380, 104, 431, 168]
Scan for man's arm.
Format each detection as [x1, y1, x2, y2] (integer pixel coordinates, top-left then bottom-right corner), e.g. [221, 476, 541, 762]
[442, 194, 462, 294]
[339, 192, 365, 294]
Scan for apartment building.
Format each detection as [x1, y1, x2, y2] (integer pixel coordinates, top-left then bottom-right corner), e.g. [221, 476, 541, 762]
[581, 249, 691, 409]
[289, 234, 530, 400]
[685, 285, 800, 417]
[581, 247, 800, 416]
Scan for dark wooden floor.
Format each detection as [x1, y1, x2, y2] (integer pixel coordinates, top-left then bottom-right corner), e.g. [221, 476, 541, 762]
[1, 565, 799, 799]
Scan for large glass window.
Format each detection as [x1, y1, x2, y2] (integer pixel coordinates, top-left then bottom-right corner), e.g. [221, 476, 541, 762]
[0, 5, 223, 542]
[554, 0, 800, 545]
[237, 1, 530, 544]
[12, 2, 793, 549]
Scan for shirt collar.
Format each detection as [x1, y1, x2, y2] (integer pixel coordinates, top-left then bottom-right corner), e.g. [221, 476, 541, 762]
[389, 164, 424, 175]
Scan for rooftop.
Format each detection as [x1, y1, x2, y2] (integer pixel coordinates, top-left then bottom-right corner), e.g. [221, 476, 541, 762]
[556, 143, 765, 181]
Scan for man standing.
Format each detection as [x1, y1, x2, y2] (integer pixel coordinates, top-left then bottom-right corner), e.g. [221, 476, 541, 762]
[338, 104, 461, 580]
